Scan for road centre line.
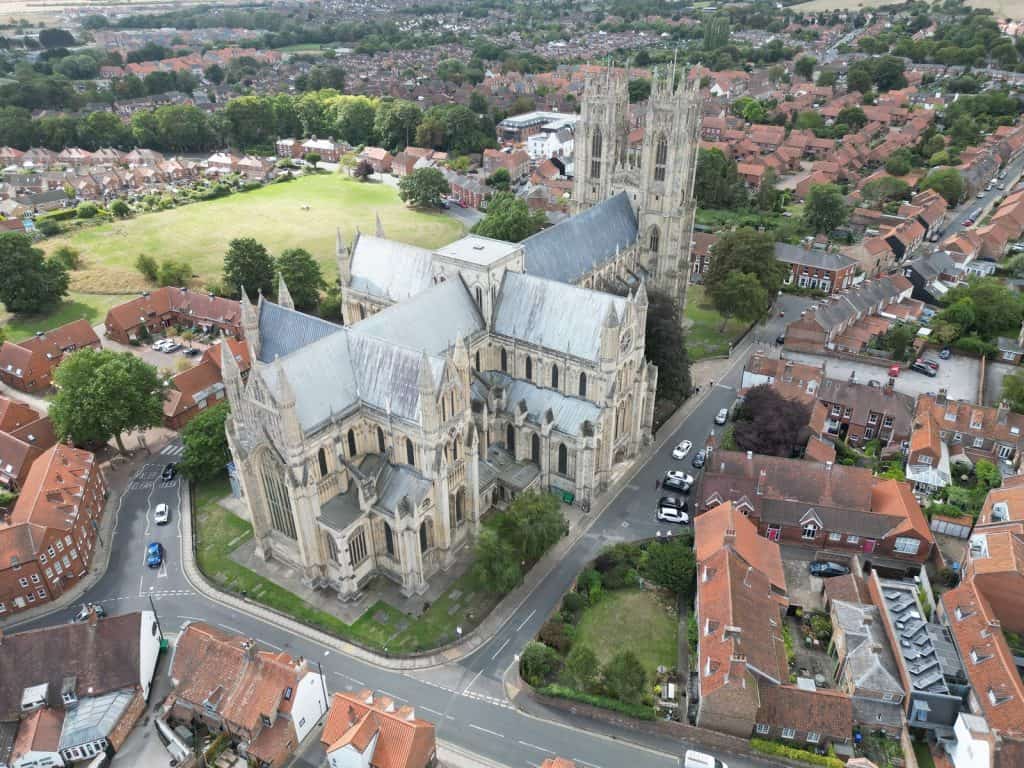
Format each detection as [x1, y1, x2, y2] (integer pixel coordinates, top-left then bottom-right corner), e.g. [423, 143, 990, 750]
[468, 724, 503, 738]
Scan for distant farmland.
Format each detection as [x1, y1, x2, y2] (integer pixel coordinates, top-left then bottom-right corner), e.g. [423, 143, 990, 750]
[794, 0, 1018, 13]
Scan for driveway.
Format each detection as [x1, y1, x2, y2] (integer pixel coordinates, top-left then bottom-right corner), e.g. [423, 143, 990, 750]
[783, 350, 980, 403]
[445, 203, 483, 228]
[984, 360, 1017, 407]
[95, 323, 209, 372]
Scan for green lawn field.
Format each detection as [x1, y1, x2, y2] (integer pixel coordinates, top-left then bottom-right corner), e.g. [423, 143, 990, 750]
[44, 174, 465, 293]
[684, 284, 751, 360]
[1, 292, 134, 340]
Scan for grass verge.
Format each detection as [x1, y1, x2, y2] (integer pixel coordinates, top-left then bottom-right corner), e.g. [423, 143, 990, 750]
[1, 292, 134, 339]
[684, 284, 751, 360]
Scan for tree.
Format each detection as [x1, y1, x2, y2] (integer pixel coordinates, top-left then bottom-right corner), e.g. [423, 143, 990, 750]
[136, 253, 159, 282]
[204, 64, 224, 84]
[276, 247, 324, 312]
[398, 167, 450, 209]
[881, 322, 915, 361]
[694, 148, 743, 209]
[39, 28, 75, 48]
[223, 237, 275, 299]
[938, 278, 1023, 341]
[0, 233, 70, 313]
[562, 644, 600, 692]
[703, 15, 730, 51]
[846, 66, 872, 93]
[628, 78, 651, 103]
[332, 96, 376, 146]
[520, 642, 562, 687]
[884, 149, 913, 177]
[157, 258, 191, 287]
[50, 348, 164, 452]
[178, 401, 231, 481]
[817, 70, 837, 88]
[732, 384, 813, 458]
[922, 168, 965, 206]
[76, 202, 98, 219]
[836, 106, 867, 131]
[1003, 369, 1024, 414]
[794, 111, 825, 132]
[505, 491, 566, 562]
[795, 55, 816, 81]
[109, 198, 130, 217]
[803, 183, 849, 234]
[374, 99, 422, 151]
[974, 459, 1002, 492]
[641, 537, 696, 597]
[602, 650, 646, 704]
[709, 271, 768, 330]
[485, 167, 511, 191]
[50, 245, 81, 270]
[473, 526, 522, 594]
[862, 176, 911, 204]
[353, 159, 374, 181]
[756, 168, 778, 212]
[471, 192, 547, 242]
[303, 152, 321, 169]
[705, 228, 786, 296]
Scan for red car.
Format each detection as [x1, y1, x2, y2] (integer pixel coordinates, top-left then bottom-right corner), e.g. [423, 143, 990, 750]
[889, 364, 901, 378]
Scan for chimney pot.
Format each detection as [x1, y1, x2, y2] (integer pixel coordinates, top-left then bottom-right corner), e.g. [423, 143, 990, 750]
[746, 450, 753, 460]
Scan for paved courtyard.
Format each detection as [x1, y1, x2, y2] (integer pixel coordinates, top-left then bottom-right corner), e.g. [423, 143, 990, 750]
[783, 350, 980, 403]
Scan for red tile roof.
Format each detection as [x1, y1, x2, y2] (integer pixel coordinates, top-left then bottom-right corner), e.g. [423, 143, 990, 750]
[695, 501, 786, 595]
[322, 690, 436, 768]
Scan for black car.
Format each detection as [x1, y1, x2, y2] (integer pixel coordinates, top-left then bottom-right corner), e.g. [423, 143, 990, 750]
[663, 476, 691, 494]
[181, 347, 200, 357]
[809, 561, 851, 578]
[776, 333, 786, 345]
[659, 495, 687, 510]
[161, 463, 177, 481]
[691, 449, 707, 469]
[910, 361, 937, 377]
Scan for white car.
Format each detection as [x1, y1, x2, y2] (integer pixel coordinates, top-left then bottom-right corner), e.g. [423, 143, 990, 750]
[657, 505, 689, 524]
[715, 407, 729, 425]
[665, 470, 695, 485]
[154, 503, 170, 525]
[152, 339, 173, 351]
[672, 440, 693, 460]
[684, 750, 728, 768]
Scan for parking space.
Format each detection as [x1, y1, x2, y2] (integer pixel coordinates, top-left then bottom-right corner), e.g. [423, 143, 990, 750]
[783, 350, 979, 403]
[95, 322, 212, 370]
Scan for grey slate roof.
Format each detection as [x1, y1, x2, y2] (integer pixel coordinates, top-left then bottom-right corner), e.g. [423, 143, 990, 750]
[479, 371, 599, 436]
[522, 191, 638, 283]
[908, 250, 957, 282]
[59, 688, 136, 750]
[319, 489, 362, 532]
[493, 271, 627, 362]
[257, 300, 342, 363]
[832, 600, 903, 696]
[351, 280, 485, 355]
[435, 235, 520, 266]
[348, 234, 434, 302]
[774, 242, 857, 271]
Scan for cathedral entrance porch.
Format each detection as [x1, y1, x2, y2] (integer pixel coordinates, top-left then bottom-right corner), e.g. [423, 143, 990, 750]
[228, 532, 477, 626]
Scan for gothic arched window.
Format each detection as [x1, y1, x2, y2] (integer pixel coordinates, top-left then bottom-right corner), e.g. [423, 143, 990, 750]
[377, 426, 386, 453]
[475, 286, 483, 309]
[347, 429, 357, 457]
[531, 433, 540, 465]
[500, 348, 508, 373]
[506, 424, 516, 454]
[654, 134, 667, 182]
[558, 443, 568, 475]
[590, 128, 602, 179]
[649, 226, 660, 255]
[579, 372, 587, 398]
[475, 350, 480, 370]
[419, 522, 429, 553]
[525, 356, 533, 381]
[260, 452, 296, 540]
[551, 364, 559, 389]
[406, 438, 415, 467]
[384, 522, 395, 557]
[317, 447, 328, 477]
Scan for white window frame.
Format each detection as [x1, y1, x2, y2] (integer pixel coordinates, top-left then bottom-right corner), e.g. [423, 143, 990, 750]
[782, 727, 797, 740]
[894, 537, 921, 555]
[828, 532, 842, 541]
[973, 437, 985, 449]
[883, 416, 894, 428]
[18, 577, 28, 588]
[847, 535, 860, 544]
[806, 732, 821, 744]
[867, 413, 879, 425]
[999, 444, 1014, 459]
[802, 524, 818, 539]
[756, 724, 771, 735]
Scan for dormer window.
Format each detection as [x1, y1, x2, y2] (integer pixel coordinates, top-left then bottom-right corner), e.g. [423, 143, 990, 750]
[988, 687, 1012, 706]
[970, 647, 992, 664]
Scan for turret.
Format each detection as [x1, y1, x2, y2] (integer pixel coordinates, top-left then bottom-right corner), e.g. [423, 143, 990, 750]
[600, 302, 620, 365]
[277, 274, 295, 311]
[240, 286, 260, 361]
[221, 340, 244, 408]
[274, 359, 303, 452]
[634, 280, 649, 345]
[418, 352, 437, 432]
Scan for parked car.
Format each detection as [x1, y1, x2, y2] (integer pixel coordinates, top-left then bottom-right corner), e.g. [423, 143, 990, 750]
[154, 503, 170, 525]
[921, 358, 940, 371]
[684, 750, 728, 768]
[665, 470, 695, 485]
[161, 463, 177, 481]
[161, 342, 181, 353]
[672, 440, 693, 460]
[657, 496, 689, 524]
[181, 347, 200, 357]
[146, 542, 164, 568]
[939, 347, 952, 359]
[152, 339, 174, 351]
[776, 333, 786, 344]
[910, 360, 937, 377]
[809, 561, 851, 578]
[692, 449, 707, 469]
[663, 476, 691, 494]
[888, 364, 901, 378]
[73, 603, 106, 622]
[715, 407, 729, 425]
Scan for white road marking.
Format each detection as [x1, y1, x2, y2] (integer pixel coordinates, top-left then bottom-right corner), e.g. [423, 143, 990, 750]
[516, 610, 536, 631]
[378, 690, 404, 701]
[421, 706, 443, 717]
[216, 622, 243, 635]
[462, 669, 483, 694]
[491, 638, 510, 659]
[574, 760, 603, 768]
[261, 640, 283, 651]
[468, 724, 503, 738]
[517, 741, 552, 753]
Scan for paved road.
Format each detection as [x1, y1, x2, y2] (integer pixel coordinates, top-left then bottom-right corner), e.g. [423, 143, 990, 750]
[944, 152, 1024, 235]
[13, 338, 784, 768]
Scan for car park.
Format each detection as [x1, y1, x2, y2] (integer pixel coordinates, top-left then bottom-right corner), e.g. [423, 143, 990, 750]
[146, 542, 164, 568]
[161, 463, 177, 481]
[73, 603, 106, 622]
[154, 503, 170, 525]
[691, 449, 707, 469]
[809, 561, 851, 578]
[672, 440, 693, 459]
[714, 408, 729, 425]
[939, 347, 952, 360]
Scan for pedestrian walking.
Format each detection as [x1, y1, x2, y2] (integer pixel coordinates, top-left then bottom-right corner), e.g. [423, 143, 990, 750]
[655, 478, 661, 490]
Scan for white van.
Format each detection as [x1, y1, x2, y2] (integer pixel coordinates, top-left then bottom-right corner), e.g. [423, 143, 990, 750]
[684, 750, 728, 768]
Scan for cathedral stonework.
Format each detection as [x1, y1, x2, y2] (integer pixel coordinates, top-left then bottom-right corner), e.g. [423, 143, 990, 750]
[222, 67, 698, 600]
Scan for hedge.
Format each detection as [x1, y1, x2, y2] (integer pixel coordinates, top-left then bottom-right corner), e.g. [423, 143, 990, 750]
[750, 739, 844, 768]
[36, 207, 77, 222]
[538, 684, 655, 721]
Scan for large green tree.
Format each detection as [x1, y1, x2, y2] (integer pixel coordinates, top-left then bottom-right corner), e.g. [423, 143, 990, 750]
[709, 271, 769, 331]
[178, 401, 231, 481]
[694, 148, 744, 209]
[1003, 370, 1024, 414]
[803, 183, 849, 234]
[0, 233, 70, 314]
[50, 349, 164, 452]
[705, 228, 786, 296]
[332, 95, 377, 146]
[276, 247, 324, 312]
[640, 536, 696, 598]
[471, 192, 546, 242]
[921, 168, 965, 206]
[374, 99, 422, 152]
[398, 167, 450, 209]
[602, 650, 647, 704]
[223, 237, 276, 299]
[795, 55, 816, 80]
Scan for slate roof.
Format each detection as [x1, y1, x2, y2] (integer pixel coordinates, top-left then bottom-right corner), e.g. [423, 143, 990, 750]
[522, 191, 638, 283]
[348, 234, 434, 303]
[831, 600, 903, 696]
[476, 371, 599, 437]
[493, 271, 627, 362]
[257, 299, 343, 364]
[0, 613, 146, 720]
[774, 242, 857, 271]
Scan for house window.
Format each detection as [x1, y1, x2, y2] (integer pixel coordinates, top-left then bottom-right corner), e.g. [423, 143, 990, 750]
[865, 428, 875, 439]
[558, 443, 568, 475]
[844, 407, 852, 418]
[782, 728, 796, 740]
[806, 732, 820, 744]
[802, 523, 818, 539]
[756, 724, 770, 735]
[30, 574, 39, 584]
[919, 455, 933, 465]
[988, 687, 1012, 706]
[883, 416, 894, 428]
[999, 444, 1014, 459]
[971, 647, 992, 664]
[377, 426, 386, 453]
[579, 372, 587, 397]
[831, 405, 841, 417]
[894, 537, 920, 555]
[971, 416, 983, 429]
[36, 588, 46, 599]
[867, 413, 879, 425]
[551, 365, 559, 389]
[18, 577, 28, 588]
[828, 532, 842, 542]
[847, 535, 860, 544]
[501, 348, 508, 372]
[973, 438, 985, 449]
[952, 432, 962, 443]
[347, 429, 357, 457]
[654, 135, 667, 182]
[406, 438, 415, 467]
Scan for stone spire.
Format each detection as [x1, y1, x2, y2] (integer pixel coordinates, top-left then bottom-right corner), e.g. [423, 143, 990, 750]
[603, 302, 620, 328]
[221, 339, 243, 407]
[277, 274, 294, 311]
[635, 279, 649, 308]
[240, 285, 260, 360]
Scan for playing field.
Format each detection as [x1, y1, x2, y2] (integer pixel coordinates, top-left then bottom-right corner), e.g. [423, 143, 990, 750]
[44, 173, 465, 294]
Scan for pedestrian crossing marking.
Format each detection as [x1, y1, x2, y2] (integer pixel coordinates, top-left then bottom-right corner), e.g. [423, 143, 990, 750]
[160, 444, 184, 456]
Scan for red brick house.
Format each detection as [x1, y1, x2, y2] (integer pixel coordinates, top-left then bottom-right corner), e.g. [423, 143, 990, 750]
[440, 168, 486, 209]
[163, 340, 251, 430]
[0, 443, 105, 616]
[774, 242, 857, 295]
[0, 319, 102, 394]
[698, 452, 935, 563]
[321, 690, 437, 768]
[690, 232, 719, 276]
[815, 378, 915, 448]
[483, 148, 530, 180]
[104, 287, 242, 344]
[358, 147, 393, 174]
[0, 395, 56, 491]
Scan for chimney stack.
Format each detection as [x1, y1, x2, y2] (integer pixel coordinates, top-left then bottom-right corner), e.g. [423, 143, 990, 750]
[937, 388, 947, 406]
[724, 527, 737, 546]
[756, 467, 767, 495]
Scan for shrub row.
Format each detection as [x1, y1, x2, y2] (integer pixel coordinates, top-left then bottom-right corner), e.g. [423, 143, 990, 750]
[750, 739, 844, 768]
[538, 684, 655, 721]
[37, 207, 77, 222]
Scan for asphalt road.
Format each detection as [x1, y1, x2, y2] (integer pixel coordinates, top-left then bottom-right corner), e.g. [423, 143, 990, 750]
[13, 323, 791, 768]
[944, 152, 1024, 235]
